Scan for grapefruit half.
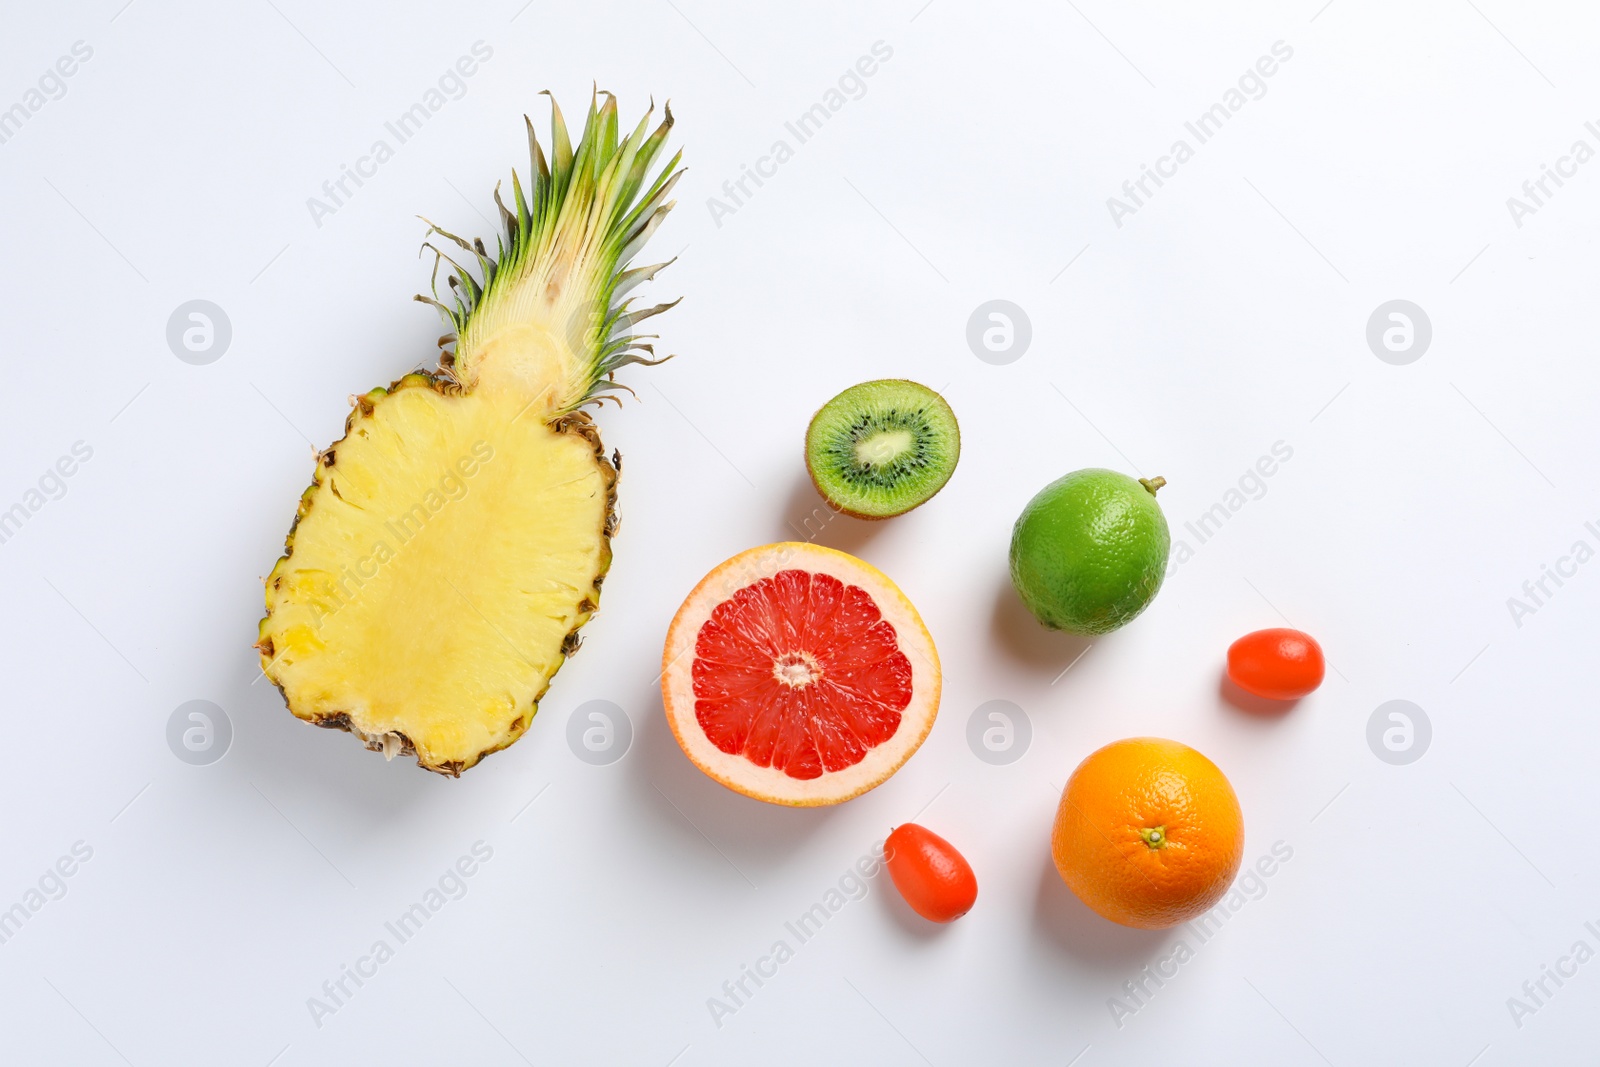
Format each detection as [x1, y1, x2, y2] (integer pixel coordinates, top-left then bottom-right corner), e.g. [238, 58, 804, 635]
[662, 542, 941, 806]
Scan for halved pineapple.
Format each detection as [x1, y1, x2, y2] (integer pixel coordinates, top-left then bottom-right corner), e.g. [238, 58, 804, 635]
[258, 94, 682, 775]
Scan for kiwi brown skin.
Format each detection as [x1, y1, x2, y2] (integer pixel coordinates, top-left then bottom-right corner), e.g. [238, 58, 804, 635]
[804, 379, 960, 520]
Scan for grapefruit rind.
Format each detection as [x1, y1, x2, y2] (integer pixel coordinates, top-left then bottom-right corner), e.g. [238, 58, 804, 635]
[662, 542, 940, 807]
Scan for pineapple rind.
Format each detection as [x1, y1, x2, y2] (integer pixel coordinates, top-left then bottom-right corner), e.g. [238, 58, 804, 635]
[258, 374, 619, 776]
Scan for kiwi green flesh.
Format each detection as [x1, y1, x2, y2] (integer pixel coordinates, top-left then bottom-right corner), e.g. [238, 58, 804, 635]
[805, 379, 959, 518]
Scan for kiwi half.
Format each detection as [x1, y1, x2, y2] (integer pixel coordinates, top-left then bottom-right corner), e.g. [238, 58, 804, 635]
[805, 379, 960, 519]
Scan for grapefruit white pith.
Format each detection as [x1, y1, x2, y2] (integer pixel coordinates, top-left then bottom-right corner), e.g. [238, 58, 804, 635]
[662, 543, 941, 806]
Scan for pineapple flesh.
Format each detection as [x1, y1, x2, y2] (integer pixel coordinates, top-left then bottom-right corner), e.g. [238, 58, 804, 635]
[258, 94, 682, 775]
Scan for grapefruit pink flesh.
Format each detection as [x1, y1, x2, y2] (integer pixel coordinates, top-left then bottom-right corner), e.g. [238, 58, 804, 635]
[692, 569, 913, 780]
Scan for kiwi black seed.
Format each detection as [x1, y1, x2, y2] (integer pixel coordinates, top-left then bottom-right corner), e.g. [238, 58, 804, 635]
[804, 379, 960, 519]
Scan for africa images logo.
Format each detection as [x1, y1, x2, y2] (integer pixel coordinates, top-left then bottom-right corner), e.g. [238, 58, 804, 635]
[306, 841, 494, 1028]
[0, 441, 93, 548]
[0, 41, 93, 147]
[1506, 919, 1600, 1030]
[705, 41, 894, 228]
[1105, 41, 1294, 228]
[1106, 841, 1293, 1028]
[706, 842, 888, 1028]
[305, 41, 494, 228]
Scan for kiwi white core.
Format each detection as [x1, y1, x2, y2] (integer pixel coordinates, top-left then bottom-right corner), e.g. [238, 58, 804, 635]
[855, 429, 915, 467]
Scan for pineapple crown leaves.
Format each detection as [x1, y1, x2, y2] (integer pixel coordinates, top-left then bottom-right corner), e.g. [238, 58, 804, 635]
[414, 90, 683, 409]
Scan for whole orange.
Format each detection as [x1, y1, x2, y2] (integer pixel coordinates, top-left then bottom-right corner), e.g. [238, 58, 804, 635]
[1051, 738, 1244, 929]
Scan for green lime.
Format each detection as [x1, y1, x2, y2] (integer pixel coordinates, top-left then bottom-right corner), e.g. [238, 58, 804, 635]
[1009, 469, 1171, 635]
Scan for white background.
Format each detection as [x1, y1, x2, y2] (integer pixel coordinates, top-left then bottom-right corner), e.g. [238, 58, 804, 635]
[2, 1, 1597, 1064]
